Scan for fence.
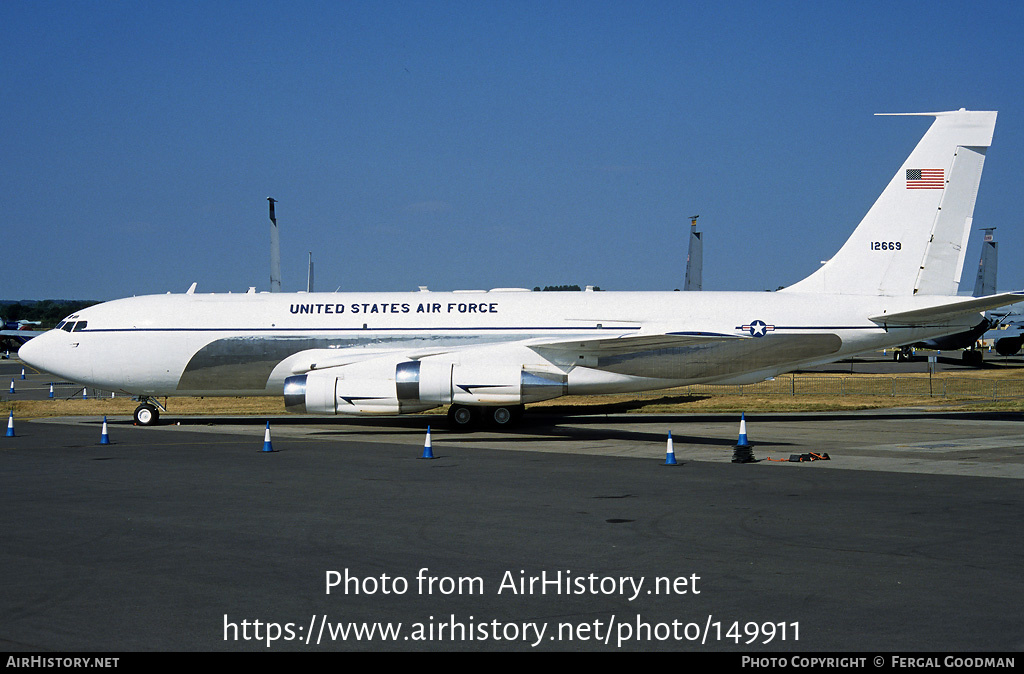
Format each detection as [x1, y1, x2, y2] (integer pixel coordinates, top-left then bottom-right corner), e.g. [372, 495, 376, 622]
[640, 375, 1024, 400]
[20, 376, 1024, 403]
[48, 381, 129, 400]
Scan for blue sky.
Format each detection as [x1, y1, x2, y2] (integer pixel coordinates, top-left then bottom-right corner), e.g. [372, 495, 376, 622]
[4, 1, 1023, 299]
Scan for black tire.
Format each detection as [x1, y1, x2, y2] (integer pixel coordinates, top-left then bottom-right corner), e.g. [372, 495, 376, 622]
[487, 405, 524, 427]
[961, 350, 983, 367]
[134, 404, 159, 426]
[447, 404, 476, 430]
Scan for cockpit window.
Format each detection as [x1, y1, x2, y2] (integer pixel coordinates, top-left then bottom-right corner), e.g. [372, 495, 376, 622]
[56, 321, 66, 330]
[72, 321, 88, 332]
[62, 322, 75, 332]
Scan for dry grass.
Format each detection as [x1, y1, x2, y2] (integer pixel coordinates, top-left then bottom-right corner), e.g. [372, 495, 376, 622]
[6, 355, 1024, 419]
[4, 382, 1023, 420]
[529, 392, 1024, 414]
[3, 397, 283, 420]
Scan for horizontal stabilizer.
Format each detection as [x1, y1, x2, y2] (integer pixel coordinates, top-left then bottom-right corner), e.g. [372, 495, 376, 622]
[869, 291, 1024, 326]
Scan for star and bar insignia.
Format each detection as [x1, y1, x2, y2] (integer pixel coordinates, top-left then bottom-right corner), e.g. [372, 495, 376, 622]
[738, 320, 775, 337]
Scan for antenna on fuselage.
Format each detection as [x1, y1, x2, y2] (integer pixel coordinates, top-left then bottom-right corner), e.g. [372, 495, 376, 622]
[307, 251, 314, 293]
[268, 197, 282, 293]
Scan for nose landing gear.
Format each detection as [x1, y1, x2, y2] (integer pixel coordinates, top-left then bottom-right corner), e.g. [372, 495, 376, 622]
[133, 397, 165, 426]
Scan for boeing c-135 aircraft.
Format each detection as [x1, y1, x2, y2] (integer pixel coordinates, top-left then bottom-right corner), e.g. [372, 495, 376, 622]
[19, 110, 1024, 428]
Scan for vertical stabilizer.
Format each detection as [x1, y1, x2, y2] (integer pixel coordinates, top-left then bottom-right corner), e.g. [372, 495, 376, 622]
[783, 110, 996, 296]
[684, 215, 702, 291]
[972, 228, 997, 298]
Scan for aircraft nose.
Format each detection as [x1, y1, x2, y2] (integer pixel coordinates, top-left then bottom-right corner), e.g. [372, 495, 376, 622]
[17, 330, 65, 378]
[16, 332, 45, 369]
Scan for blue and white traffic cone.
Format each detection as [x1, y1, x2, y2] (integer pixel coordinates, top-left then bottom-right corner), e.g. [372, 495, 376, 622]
[20, 368, 26, 380]
[664, 431, 677, 465]
[48, 383, 54, 399]
[262, 422, 275, 452]
[82, 387, 88, 399]
[9, 380, 14, 394]
[732, 413, 755, 463]
[421, 425, 435, 459]
[100, 416, 111, 444]
[6, 411, 15, 437]
[737, 413, 748, 446]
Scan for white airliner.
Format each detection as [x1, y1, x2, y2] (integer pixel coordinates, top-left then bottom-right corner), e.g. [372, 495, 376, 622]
[19, 109, 1023, 428]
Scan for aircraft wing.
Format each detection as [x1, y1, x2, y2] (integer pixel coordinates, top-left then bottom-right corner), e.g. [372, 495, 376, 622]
[288, 347, 462, 375]
[870, 291, 1024, 327]
[284, 333, 747, 376]
[0, 329, 45, 345]
[530, 331, 747, 356]
[530, 328, 842, 382]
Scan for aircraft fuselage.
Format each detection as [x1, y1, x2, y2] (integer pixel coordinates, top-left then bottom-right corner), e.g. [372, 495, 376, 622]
[22, 289, 980, 400]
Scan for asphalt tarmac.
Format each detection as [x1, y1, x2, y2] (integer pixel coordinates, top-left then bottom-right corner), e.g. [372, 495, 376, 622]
[2, 403, 1022, 652]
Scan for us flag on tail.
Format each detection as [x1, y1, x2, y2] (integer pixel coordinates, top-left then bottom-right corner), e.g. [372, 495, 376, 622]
[906, 168, 944, 189]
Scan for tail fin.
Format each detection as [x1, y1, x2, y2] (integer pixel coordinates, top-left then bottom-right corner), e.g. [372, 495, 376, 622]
[972, 228, 997, 297]
[783, 109, 997, 296]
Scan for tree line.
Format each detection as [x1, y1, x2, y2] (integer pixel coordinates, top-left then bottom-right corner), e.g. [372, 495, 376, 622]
[1, 300, 99, 328]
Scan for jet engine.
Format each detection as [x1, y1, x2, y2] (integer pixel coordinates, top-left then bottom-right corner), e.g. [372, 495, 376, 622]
[283, 355, 567, 416]
[995, 336, 1023, 356]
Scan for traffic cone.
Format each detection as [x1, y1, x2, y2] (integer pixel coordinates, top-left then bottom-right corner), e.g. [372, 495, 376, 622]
[20, 368, 26, 380]
[421, 426, 434, 459]
[737, 413, 748, 446]
[9, 380, 14, 394]
[732, 413, 755, 463]
[664, 431, 677, 465]
[100, 416, 111, 444]
[6, 411, 14, 437]
[261, 421, 275, 452]
[48, 383, 54, 399]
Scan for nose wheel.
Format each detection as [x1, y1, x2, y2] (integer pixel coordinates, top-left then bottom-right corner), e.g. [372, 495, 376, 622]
[133, 402, 160, 426]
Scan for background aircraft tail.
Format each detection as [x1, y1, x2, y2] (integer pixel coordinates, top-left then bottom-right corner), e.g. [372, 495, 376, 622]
[972, 228, 997, 297]
[783, 109, 997, 296]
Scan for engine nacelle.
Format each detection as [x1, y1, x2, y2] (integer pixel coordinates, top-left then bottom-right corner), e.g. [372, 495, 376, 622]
[995, 336, 1023, 356]
[409, 359, 567, 406]
[284, 358, 439, 415]
[283, 355, 567, 415]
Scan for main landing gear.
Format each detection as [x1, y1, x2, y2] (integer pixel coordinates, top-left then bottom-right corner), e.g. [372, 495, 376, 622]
[133, 397, 165, 426]
[892, 347, 915, 362]
[961, 349, 984, 367]
[446, 403, 524, 430]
